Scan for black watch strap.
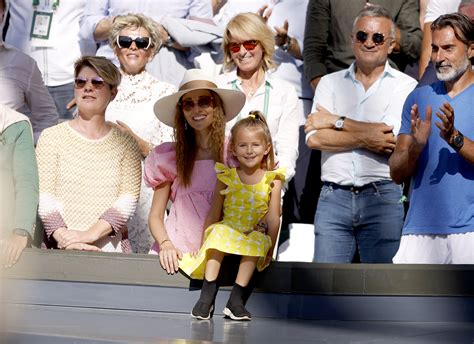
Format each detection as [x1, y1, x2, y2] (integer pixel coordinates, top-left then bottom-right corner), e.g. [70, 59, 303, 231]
[450, 131, 464, 151]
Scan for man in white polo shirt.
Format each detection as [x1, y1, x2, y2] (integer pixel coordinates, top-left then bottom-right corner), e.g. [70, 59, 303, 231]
[304, 5, 417, 263]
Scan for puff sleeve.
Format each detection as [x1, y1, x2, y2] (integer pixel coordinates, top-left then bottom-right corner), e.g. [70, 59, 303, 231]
[144, 142, 177, 189]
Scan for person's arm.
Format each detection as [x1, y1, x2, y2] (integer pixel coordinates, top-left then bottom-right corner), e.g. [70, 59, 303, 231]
[303, 0, 330, 90]
[202, 180, 226, 234]
[99, 135, 142, 237]
[148, 182, 183, 274]
[274, 20, 303, 60]
[79, 0, 110, 42]
[24, 60, 58, 143]
[12, 121, 38, 237]
[115, 120, 153, 158]
[305, 104, 396, 154]
[273, 84, 301, 181]
[93, 16, 115, 42]
[36, 128, 68, 244]
[264, 178, 282, 265]
[392, 0, 422, 60]
[2, 122, 38, 267]
[389, 104, 432, 184]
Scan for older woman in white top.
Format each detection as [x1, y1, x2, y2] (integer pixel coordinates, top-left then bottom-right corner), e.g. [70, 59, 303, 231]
[216, 12, 301, 182]
[106, 14, 176, 253]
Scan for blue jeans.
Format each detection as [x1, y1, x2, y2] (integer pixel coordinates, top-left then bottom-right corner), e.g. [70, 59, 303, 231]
[313, 181, 404, 263]
[47, 82, 75, 120]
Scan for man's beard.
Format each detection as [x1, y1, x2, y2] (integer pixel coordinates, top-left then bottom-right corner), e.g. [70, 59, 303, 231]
[435, 58, 470, 82]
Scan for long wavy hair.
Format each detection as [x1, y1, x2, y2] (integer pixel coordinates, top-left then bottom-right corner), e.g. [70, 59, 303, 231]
[174, 91, 226, 187]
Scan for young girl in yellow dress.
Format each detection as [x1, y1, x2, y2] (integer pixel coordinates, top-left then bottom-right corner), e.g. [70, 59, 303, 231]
[179, 111, 285, 321]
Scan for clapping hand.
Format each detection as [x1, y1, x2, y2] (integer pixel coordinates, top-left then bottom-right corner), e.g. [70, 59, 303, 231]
[410, 104, 432, 150]
[434, 102, 455, 143]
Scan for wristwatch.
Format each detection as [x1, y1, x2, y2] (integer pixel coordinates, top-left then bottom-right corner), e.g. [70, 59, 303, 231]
[450, 130, 464, 151]
[12, 228, 29, 237]
[334, 116, 346, 131]
[163, 35, 175, 48]
[280, 36, 291, 52]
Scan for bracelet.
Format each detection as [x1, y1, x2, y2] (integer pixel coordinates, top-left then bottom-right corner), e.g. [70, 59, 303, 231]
[159, 239, 170, 247]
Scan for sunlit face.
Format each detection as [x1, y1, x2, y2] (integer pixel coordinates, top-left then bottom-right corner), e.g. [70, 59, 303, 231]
[232, 127, 270, 170]
[431, 27, 473, 82]
[181, 89, 215, 132]
[74, 66, 116, 115]
[228, 35, 264, 74]
[115, 26, 154, 75]
[352, 16, 394, 69]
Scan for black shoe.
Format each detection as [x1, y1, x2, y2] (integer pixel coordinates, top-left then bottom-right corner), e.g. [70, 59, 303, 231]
[223, 304, 251, 321]
[191, 279, 218, 320]
[191, 301, 215, 320]
[223, 283, 252, 321]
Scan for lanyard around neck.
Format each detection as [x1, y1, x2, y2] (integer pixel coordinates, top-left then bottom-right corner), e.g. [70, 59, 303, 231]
[231, 79, 271, 119]
[32, 0, 60, 10]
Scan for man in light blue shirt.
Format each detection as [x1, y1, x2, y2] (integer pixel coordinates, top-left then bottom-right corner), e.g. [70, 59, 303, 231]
[304, 5, 417, 263]
[390, 13, 474, 264]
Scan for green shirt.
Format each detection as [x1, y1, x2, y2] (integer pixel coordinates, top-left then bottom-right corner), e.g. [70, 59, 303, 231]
[0, 121, 39, 237]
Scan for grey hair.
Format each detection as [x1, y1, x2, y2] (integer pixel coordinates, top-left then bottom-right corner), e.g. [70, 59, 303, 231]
[352, 5, 396, 39]
[109, 13, 161, 57]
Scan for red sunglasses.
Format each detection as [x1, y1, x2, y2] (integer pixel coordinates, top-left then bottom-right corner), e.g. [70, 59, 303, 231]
[228, 40, 259, 53]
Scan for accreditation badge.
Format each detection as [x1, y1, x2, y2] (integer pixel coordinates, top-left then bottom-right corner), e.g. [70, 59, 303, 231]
[30, 10, 55, 47]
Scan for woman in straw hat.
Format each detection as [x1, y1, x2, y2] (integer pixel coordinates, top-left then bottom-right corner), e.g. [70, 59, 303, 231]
[144, 68, 245, 274]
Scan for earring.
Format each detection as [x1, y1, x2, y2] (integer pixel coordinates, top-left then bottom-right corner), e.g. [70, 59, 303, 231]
[184, 121, 188, 130]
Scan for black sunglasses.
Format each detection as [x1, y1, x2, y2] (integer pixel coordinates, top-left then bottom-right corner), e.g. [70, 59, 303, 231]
[117, 35, 152, 50]
[74, 76, 106, 90]
[180, 96, 215, 112]
[355, 31, 387, 45]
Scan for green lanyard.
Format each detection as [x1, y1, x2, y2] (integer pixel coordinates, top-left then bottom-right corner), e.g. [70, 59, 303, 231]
[231, 79, 271, 119]
[32, 0, 60, 10]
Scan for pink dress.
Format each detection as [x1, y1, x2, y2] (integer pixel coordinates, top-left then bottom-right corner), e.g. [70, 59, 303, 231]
[144, 142, 218, 254]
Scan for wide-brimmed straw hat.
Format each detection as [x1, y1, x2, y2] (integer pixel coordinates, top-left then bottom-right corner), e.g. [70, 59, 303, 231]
[153, 69, 246, 127]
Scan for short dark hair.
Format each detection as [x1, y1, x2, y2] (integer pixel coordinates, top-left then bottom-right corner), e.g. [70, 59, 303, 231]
[431, 13, 474, 46]
[0, 0, 6, 12]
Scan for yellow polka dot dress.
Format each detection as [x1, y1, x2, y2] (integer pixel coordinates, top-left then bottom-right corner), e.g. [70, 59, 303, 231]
[179, 163, 285, 280]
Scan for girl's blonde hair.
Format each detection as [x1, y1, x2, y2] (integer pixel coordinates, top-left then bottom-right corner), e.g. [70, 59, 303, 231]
[174, 91, 226, 187]
[230, 111, 275, 171]
[222, 12, 276, 72]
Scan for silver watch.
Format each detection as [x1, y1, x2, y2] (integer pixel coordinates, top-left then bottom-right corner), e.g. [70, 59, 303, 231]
[335, 116, 346, 131]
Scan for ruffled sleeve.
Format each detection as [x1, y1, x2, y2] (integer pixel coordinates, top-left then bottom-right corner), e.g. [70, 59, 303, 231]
[144, 142, 177, 189]
[214, 162, 234, 195]
[265, 167, 286, 185]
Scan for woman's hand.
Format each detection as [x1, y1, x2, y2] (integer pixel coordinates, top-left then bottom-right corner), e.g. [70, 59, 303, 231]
[64, 242, 102, 251]
[54, 229, 91, 249]
[1, 235, 29, 268]
[264, 246, 274, 266]
[115, 120, 152, 157]
[159, 240, 183, 274]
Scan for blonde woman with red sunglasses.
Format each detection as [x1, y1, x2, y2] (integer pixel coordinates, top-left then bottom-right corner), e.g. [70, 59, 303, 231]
[216, 12, 301, 184]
